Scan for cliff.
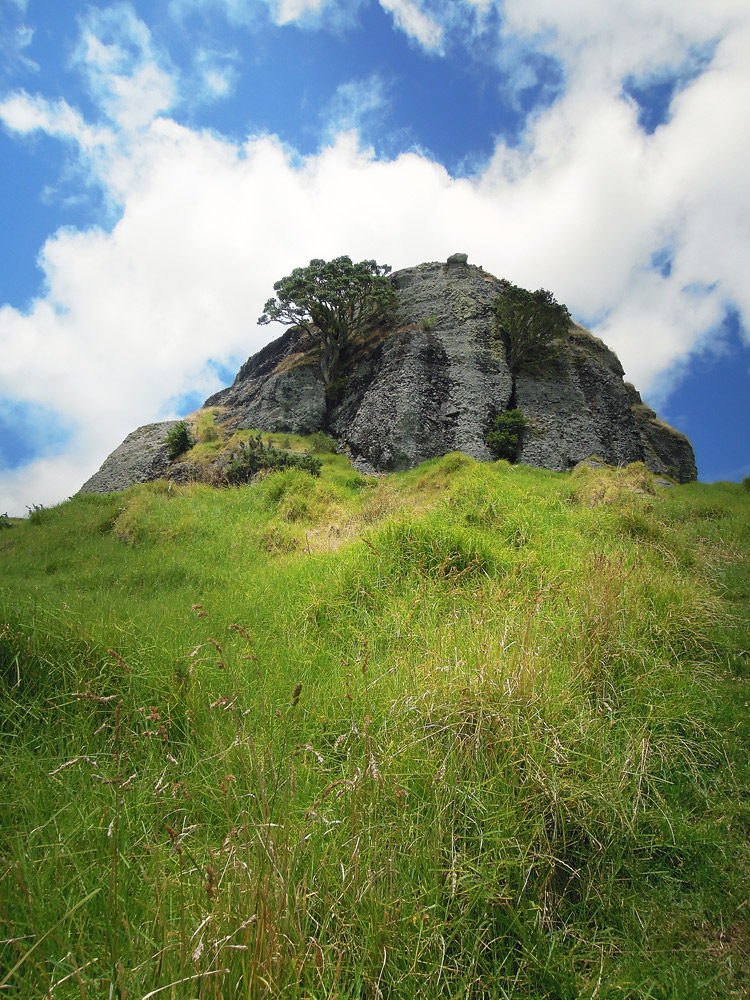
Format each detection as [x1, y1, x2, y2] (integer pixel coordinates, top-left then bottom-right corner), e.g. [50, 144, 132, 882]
[80, 256, 696, 493]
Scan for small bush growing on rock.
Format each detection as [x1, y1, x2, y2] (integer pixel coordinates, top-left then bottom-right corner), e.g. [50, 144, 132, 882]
[225, 433, 322, 484]
[487, 408, 527, 462]
[165, 421, 193, 460]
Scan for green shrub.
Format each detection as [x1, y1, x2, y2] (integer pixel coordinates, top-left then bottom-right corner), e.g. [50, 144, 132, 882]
[305, 431, 337, 454]
[420, 314, 437, 331]
[742, 476, 750, 493]
[225, 433, 322, 484]
[165, 421, 193, 460]
[493, 283, 570, 373]
[487, 409, 527, 462]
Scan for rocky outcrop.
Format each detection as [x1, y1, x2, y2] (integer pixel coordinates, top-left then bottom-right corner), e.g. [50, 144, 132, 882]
[204, 259, 515, 472]
[326, 261, 514, 471]
[626, 388, 697, 482]
[204, 327, 327, 435]
[79, 421, 180, 494]
[516, 326, 644, 471]
[80, 256, 698, 493]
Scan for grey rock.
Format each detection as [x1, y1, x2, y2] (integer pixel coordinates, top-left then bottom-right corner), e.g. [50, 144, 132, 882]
[625, 383, 697, 482]
[79, 421, 180, 494]
[79, 258, 699, 493]
[328, 262, 513, 470]
[516, 326, 644, 472]
[205, 326, 327, 434]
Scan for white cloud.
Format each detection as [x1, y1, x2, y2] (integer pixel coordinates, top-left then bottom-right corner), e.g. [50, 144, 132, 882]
[271, 0, 330, 24]
[192, 47, 240, 101]
[0, 91, 112, 149]
[1, 0, 749, 512]
[73, 4, 176, 129]
[0, 1, 38, 76]
[202, 66, 233, 97]
[378, 0, 444, 51]
[322, 74, 389, 140]
[170, 0, 360, 31]
[171, 0, 442, 42]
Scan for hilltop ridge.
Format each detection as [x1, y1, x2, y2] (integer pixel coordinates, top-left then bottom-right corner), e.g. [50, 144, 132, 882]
[80, 255, 696, 494]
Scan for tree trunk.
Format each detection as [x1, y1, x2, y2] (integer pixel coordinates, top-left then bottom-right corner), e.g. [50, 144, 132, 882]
[320, 335, 341, 385]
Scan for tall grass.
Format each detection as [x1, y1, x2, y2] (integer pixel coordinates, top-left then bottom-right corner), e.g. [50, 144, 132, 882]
[0, 451, 748, 997]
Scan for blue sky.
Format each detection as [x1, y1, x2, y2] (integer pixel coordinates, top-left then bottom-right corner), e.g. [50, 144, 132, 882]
[1, 0, 749, 513]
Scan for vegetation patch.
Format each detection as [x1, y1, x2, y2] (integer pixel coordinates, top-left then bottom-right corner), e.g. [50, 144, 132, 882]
[487, 407, 528, 462]
[367, 513, 502, 583]
[225, 433, 322, 483]
[192, 407, 226, 444]
[571, 460, 659, 506]
[0, 456, 748, 998]
[165, 419, 193, 459]
[493, 282, 570, 374]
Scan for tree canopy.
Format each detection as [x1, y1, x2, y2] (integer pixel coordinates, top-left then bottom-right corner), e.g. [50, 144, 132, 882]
[494, 283, 571, 374]
[258, 256, 397, 384]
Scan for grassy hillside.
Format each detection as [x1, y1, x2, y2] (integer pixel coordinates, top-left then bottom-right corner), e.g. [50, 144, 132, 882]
[1, 442, 748, 999]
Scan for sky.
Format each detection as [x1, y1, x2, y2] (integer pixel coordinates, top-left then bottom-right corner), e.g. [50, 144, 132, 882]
[1, 0, 749, 515]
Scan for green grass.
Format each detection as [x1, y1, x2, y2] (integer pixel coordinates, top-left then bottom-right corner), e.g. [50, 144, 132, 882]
[0, 448, 748, 998]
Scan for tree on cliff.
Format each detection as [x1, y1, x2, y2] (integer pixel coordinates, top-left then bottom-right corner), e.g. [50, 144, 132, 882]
[494, 283, 570, 374]
[258, 256, 398, 384]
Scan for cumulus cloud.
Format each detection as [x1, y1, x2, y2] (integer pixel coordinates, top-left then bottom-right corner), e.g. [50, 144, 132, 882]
[1, 0, 749, 513]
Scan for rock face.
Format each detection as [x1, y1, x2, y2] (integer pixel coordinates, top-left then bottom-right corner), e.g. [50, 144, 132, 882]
[627, 391, 697, 483]
[329, 261, 514, 471]
[206, 260, 515, 473]
[516, 327, 649, 473]
[80, 421, 180, 495]
[80, 256, 697, 493]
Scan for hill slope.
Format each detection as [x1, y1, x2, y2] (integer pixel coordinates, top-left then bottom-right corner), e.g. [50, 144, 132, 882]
[1, 450, 748, 998]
